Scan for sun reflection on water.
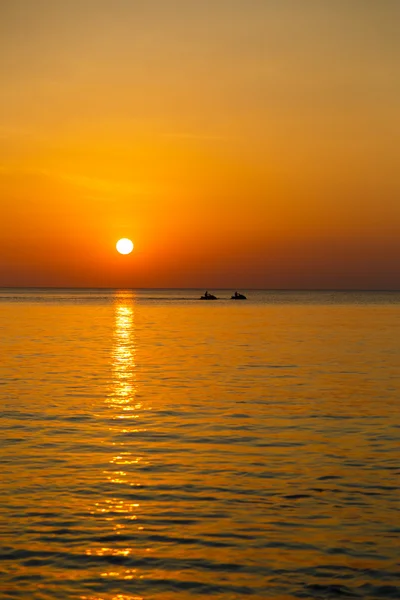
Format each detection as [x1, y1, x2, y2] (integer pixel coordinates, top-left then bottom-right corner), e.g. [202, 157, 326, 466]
[80, 595, 143, 600]
[93, 294, 145, 545]
[111, 300, 136, 410]
[105, 294, 146, 476]
[88, 295, 156, 589]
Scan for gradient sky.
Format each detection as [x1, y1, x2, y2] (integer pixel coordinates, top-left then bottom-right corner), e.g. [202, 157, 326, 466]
[1, 0, 399, 288]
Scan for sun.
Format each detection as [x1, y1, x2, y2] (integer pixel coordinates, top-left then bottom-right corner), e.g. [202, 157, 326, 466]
[116, 238, 134, 255]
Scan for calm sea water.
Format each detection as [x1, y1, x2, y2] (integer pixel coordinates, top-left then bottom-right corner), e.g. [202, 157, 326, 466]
[1, 289, 399, 600]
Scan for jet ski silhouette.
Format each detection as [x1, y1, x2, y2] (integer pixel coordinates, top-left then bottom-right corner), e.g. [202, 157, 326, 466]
[231, 291, 247, 300]
[200, 291, 217, 300]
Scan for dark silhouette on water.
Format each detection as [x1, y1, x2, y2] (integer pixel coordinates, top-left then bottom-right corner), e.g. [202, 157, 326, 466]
[231, 291, 247, 300]
[200, 291, 217, 300]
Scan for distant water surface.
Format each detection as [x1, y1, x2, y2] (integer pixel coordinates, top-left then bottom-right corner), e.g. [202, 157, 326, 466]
[0, 289, 399, 599]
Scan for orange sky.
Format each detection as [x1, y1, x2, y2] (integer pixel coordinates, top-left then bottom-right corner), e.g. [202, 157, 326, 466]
[0, 0, 399, 288]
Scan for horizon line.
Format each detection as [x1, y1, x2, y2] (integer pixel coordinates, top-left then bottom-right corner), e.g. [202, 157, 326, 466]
[1, 286, 400, 292]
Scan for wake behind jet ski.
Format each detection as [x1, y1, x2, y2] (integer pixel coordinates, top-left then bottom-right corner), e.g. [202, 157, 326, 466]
[200, 291, 217, 300]
[231, 291, 247, 300]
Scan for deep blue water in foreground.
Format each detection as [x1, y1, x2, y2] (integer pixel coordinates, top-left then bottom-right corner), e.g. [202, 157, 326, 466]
[0, 290, 399, 599]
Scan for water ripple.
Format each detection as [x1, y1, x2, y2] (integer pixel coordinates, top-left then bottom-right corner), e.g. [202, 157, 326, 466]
[1, 291, 399, 598]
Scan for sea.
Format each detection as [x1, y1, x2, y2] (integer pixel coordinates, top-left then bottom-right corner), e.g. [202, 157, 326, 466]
[0, 289, 399, 600]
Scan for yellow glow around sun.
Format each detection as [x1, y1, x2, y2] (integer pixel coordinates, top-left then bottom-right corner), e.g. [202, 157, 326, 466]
[116, 238, 134, 254]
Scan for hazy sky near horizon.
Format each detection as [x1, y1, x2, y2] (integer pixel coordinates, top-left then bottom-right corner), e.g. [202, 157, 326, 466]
[1, 0, 399, 288]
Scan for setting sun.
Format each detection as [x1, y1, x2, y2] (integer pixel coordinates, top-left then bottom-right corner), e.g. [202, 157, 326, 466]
[116, 238, 134, 255]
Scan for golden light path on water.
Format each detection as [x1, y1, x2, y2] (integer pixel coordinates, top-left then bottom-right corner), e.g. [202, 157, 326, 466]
[86, 294, 149, 597]
[111, 300, 137, 413]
